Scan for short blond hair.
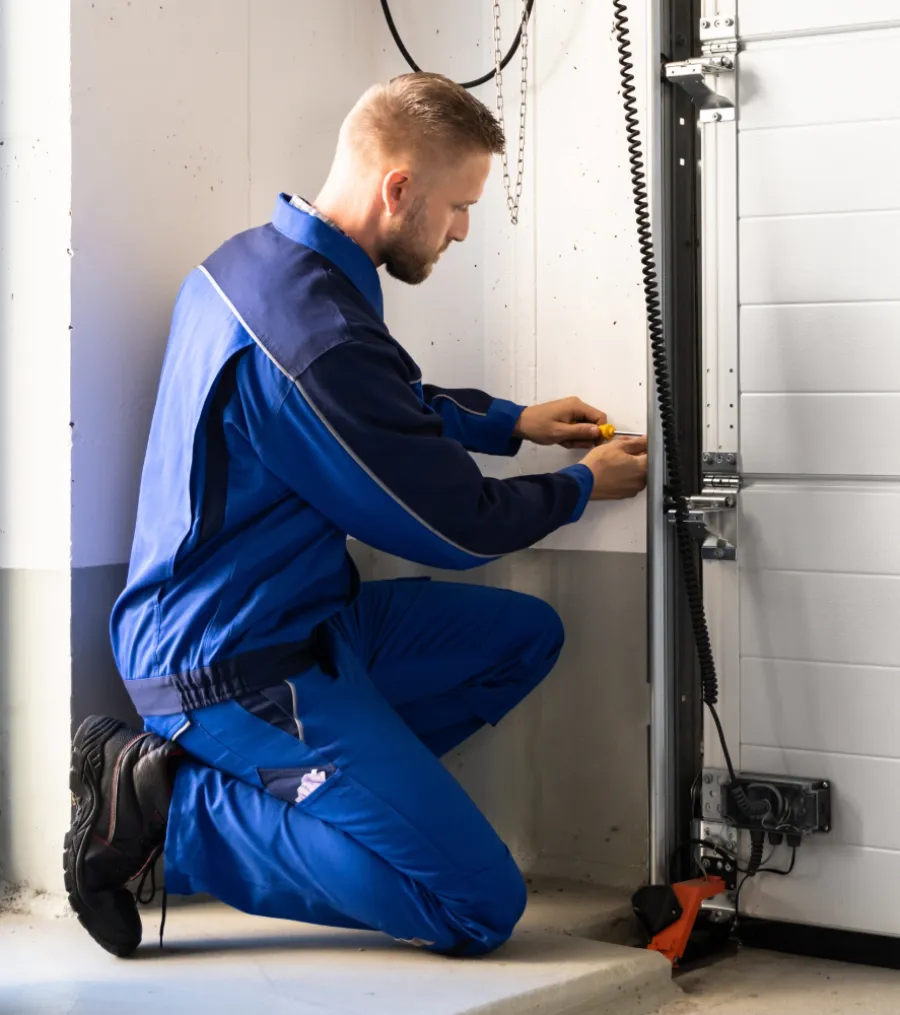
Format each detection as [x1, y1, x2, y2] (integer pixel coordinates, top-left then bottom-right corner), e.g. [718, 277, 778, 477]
[348, 73, 506, 164]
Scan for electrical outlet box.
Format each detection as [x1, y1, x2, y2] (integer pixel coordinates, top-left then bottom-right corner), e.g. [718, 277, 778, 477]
[722, 773, 832, 835]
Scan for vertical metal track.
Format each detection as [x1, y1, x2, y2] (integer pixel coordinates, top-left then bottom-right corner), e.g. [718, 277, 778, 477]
[667, 0, 704, 882]
[645, 0, 675, 887]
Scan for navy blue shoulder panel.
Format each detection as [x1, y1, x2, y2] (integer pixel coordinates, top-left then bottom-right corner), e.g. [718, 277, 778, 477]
[202, 224, 402, 380]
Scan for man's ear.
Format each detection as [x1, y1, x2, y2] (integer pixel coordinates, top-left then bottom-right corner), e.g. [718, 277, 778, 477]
[382, 169, 410, 216]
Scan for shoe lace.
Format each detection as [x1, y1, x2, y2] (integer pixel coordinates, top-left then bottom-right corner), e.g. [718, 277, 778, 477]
[132, 843, 168, 949]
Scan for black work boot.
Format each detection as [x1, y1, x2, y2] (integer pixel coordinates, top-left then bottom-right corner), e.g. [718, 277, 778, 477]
[63, 715, 183, 957]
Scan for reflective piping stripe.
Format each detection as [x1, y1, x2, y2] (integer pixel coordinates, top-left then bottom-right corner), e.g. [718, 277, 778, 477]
[197, 265, 493, 562]
[170, 720, 191, 742]
[285, 678, 305, 741]
[428, 393, 488, 417]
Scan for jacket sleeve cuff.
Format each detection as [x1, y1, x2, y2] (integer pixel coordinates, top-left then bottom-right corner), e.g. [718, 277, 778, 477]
[559, 463, 594, 523]
[481, 398, 526, 456]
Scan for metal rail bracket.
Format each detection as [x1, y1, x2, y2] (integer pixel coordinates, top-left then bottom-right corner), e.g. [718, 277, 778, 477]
[664, 58, 735, 122]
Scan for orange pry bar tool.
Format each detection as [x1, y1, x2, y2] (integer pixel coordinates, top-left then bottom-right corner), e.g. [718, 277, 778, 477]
[647, 877, 727, 966]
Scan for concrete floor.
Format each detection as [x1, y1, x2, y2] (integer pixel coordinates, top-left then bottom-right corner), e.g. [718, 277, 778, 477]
[655, 949, 900, 1015]
[0, 878, 677, 1015]
[3, 881, 900, 1015]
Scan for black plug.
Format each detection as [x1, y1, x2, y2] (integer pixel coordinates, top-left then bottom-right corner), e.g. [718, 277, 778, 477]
[768, 831, 784, 847]
[786, 832, 802, 849]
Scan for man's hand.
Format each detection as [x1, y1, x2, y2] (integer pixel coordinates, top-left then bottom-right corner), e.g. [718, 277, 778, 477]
[514, 397, 608, 448]
[580, 436, 648, 500]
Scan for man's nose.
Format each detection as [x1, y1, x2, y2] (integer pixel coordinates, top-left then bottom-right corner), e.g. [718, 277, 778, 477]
[449, 212, 470, 243]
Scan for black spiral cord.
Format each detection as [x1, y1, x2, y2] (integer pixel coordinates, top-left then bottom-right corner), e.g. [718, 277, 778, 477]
[380, 0, 536, 90]
[611, 3, 767, 833]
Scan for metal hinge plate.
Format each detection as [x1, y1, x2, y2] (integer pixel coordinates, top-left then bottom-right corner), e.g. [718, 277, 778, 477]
[699, 14, 737, 44]
[665, 15, 739, 123]
[702, 451, 738, 474]
[667, 452, 740, 561]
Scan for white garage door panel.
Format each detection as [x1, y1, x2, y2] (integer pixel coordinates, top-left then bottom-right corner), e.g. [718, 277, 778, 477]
[706, 9, 900, 934]
[741, 485, 900, 574]
[742, 659, 900, 760]
[739, 32, 900, 131]
[740, 841, 900, 937]
[741, 304, 900, 394]
[743, 747, 900, 851]
[741, 571, 900, 668]
[742, 394, 900, 476]
[740, 123, 900, 218]
[739, 2, 900, 38]
[741, 213, 900, 306]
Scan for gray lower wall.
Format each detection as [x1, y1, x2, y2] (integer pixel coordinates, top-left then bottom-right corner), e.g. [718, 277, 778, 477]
[42, 550, 648, 894]
[351, 546, 650, 889]
[71, 563, 137, 730]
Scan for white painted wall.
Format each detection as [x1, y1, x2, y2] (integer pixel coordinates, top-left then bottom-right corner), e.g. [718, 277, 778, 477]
[0, 0, 73, 892]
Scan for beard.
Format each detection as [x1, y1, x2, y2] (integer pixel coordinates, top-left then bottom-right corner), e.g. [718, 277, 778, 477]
[379, 197, 448, 285]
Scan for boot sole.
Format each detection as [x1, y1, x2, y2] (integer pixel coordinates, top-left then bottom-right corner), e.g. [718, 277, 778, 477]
[63, 716, 143, 958]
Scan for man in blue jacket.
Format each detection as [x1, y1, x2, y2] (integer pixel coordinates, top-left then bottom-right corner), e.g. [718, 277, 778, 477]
[65, 73, 647, 959]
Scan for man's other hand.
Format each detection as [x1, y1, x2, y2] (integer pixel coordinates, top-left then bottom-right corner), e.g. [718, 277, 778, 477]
[580, 437, 648, 500]
[514, 397, 608, 448]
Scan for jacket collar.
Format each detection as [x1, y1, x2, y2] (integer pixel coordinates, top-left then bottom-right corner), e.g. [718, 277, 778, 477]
[271, 193, 384, 319]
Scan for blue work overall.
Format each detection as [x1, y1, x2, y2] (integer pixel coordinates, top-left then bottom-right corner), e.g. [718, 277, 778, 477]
[111, 195, 593, 955]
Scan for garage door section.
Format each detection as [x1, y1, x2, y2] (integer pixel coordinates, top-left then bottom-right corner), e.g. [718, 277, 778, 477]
[701, 2, 900, 934]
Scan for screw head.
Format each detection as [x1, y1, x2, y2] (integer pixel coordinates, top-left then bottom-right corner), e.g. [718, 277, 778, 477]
[704, 774, 713, 784]
[714, 548, 725, 559]
[703, 857, 712, 868]
[726, 454, 735, 463]
[725, 864, 733, 872]
[714, 19, 722, 27]
[703, 452, 712, 463]
[724, 17, 734, 26]
[701, 19, 710, 28]
[710, 112, 722, 122]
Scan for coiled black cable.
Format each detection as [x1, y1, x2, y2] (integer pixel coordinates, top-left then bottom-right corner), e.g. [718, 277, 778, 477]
[745, 830, 765, 876]
[380, 0, 536, 90]
[612, 2, 764, 823]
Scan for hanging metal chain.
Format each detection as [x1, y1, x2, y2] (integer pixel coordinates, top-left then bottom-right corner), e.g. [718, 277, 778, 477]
[493, 0, 530, 225]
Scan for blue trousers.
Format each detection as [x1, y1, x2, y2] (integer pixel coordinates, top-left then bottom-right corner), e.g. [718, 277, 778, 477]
[147, 579, 564, 956]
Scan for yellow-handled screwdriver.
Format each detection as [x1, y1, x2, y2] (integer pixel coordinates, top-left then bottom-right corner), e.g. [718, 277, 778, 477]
[598, 424, 645, 441]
